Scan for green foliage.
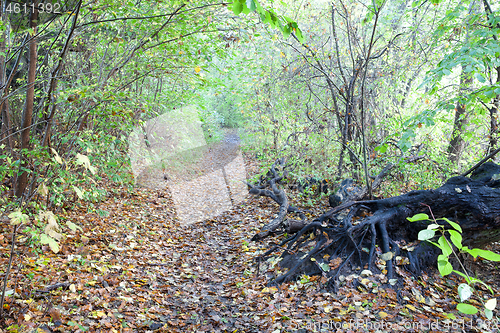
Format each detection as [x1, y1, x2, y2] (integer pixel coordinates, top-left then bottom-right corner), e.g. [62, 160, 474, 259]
[8, 209, 84, 255]
[408, 212, 499, 318]
[401, 0, 500, 155]
[198, 108, 225, 143]
[231, 0, 304, 42]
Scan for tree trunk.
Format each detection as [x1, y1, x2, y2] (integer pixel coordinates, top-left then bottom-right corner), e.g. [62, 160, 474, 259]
[488, 66, 499, 156]
[0, 25, 12, 153]
[15, 2, 38, 198]
[482, 0, 499, 157]
[447, 73, 472, 163]
[42, 0, 82, 147]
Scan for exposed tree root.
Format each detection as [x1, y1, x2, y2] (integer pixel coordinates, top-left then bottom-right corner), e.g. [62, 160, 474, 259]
[248, 160, 500, 288]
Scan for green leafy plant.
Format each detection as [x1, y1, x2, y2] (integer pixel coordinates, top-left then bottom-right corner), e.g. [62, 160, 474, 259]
[408, 210, 500, 319]
[230, 0, 304, 42]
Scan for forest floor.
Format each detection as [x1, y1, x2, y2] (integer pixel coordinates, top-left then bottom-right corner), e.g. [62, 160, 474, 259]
[2, 136, 500, 333]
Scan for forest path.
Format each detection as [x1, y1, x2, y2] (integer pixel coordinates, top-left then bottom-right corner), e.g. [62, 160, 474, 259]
[136, 128, 249, 226]
[47, 150, 283, 332]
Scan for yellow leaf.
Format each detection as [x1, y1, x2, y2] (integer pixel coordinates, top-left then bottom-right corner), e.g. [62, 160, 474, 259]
[96, 310, 106, 318]
[195, 66, 201, 73]
[50, 148, 63, 164]
[379, 311, 388, 318]
[406, 304, 417, 311]
[76, 153, 96, 174]
[47, 237, 60, 253]
[42, 211, 62, 241]
[38, 183, 49, 197]
[8, 210, 29, 225]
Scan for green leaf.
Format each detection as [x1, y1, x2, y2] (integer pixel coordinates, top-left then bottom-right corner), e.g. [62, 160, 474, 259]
[474, 72, 486, 83]
[438, 236, 452, 256]
[465, 276, 493, 293]
[295, 27, 304, 43]
[417, 229, 435, 241]
[282, 24, 291, 39]
[452, 270, 469, 280]
[319, 263, 330, 272]
[375, 144, 388, 153]
[242, 4, 251, 14]
[448, 230, 462, 249]
[264, 11, 272, 24]
[466, 248, 500, 261]
[441, 218, 462, 232]
[485, 308, 493, 320]
[97, 209, 110, 217]
[232, 1, 244, 15]
[246, 0, 256, 11]
[407, 213, 429, 222]
[437, 255, 453, 276]
[456, 303, 478, 315]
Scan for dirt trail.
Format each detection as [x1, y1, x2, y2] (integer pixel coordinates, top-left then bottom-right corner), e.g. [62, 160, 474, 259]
[64, 151, 274, 332]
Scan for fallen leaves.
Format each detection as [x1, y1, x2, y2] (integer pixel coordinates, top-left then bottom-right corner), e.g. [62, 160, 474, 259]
[1, 153, 500, 332]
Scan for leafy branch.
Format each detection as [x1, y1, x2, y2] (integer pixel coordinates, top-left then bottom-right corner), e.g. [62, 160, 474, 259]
[408, 206, 500, 319]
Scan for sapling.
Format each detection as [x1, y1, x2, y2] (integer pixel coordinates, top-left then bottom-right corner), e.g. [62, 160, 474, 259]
[408, 207, 500, 319]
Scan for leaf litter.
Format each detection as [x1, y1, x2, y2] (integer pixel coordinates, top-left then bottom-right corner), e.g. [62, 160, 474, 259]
[1, 154, 500, 332]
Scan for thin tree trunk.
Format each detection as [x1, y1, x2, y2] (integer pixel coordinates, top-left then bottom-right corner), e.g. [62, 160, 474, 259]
[0, 3, 12, 153]
[482, 0, 499, 155]
[16, 2, 38, 198]
[42, 0, 82, 147]
[447, 73, 472, 163]
[488, 66, 499, 155]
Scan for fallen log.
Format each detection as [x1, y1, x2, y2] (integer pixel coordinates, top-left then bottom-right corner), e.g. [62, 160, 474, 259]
[249, 160, 500, 287]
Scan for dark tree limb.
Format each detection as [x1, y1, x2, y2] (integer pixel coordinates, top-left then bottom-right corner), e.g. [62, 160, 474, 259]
[462, 151, 500, 177]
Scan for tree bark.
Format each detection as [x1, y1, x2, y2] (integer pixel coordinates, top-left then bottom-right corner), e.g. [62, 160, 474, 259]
[16, 2, 38, 198]
[482, 0, 499, 156]
[447, 73, 472, 163]
[488, 66, 499, 155]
